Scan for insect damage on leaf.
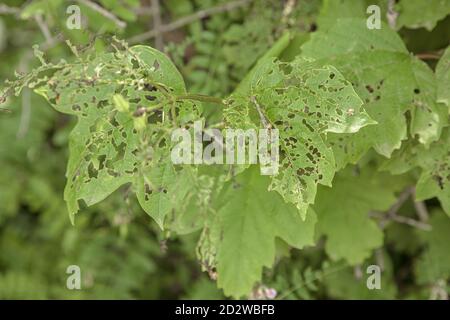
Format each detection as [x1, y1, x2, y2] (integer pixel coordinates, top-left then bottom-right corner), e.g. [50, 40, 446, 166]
[301, 18, 447, 160]
[199, 166, 317, 298]
[224, 56, 373, 218]
[1, 0, 449, 298]
[32, 43, 203, 226]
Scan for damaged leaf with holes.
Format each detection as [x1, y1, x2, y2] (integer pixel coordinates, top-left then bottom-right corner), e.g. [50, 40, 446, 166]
[34, 45, 203, 224]
[301, 18, 447, 163]
[225, 56, 373, 218]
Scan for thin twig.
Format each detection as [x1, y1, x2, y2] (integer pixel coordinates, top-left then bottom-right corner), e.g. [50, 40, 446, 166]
[34, 14, 53, 45]
[387, 187, 413, 216]
[383, 187, 431, 230]
[416, 53, 442, 60]
[375, 249, 385, 271]
[281, 0, 296, 24]
[353, 265, 363, 280]
[133, 6, 154, 16]
[150, 0, 164, 51]
[370, 210, 432, 231]
[390, 214, 432, 231]
[176, 94, 224, 105]
[0, 4, 20, 15]
[369, 186, 432, 231]
[413, 200, 429, 222]
[129, 0, 253, 44]
[277, 0, 296, 34]
[387, 0, 398, 29]
[76, 0, 126, 29]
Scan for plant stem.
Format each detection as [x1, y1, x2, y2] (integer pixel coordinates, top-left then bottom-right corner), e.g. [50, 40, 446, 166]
[176, 94, 225, 105]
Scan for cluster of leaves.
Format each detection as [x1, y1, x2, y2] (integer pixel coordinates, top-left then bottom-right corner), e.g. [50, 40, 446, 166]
[1, 0, 450, 299]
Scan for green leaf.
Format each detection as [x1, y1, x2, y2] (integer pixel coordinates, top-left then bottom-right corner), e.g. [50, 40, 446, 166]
[301, 19, 427, 160]
[382, 128, 450, 216]
[34, 44, 201, 224]
[135, 161, 194, 229]
[225, 56, 372, 218]
[379, 140, 420, 175]
[396, 0, 450, 31]
[302, 18, 448, 164]
[207, 166, 317, 298]
[415, 210, 450, 284]
[314, 167, 401, 264]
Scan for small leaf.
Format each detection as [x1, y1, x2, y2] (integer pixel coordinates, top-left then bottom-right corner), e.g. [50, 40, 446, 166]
[225, 56, 372, 218]
[396, 0, 450, 31]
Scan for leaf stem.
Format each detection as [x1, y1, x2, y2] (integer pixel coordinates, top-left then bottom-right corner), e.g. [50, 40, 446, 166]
[176, 94, 225, 105]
